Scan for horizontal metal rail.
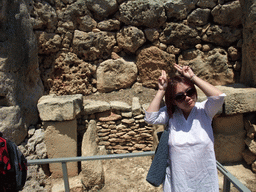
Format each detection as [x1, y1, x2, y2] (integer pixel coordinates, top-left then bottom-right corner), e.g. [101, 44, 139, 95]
[28, 151, 251, 192]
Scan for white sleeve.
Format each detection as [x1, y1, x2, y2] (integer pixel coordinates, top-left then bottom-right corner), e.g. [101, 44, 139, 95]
[144, 106, 169, 125]
[203, 93, 226, 119]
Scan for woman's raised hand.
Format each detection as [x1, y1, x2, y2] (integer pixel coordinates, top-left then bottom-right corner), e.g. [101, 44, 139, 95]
[174, 63, 195, 80]
[158, 70, 168, 91]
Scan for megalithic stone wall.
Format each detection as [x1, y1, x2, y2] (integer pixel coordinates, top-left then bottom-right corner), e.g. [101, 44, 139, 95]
[27, 0, 248, 97]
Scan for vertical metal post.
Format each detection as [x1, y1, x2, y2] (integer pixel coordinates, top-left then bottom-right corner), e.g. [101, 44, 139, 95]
[223, 176, 231, 192]
[61, 162, 70, 192]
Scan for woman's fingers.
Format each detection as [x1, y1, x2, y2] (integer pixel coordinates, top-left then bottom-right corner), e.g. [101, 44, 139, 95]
[158, 70, 167, 88]
[174, 63, 182, 72]
[162, 70, 167, 79]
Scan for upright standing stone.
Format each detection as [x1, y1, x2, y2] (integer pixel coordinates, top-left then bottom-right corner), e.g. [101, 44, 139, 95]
[80, 120, 104, 190]
[132, 97, 141, 116]
[37, 94, 83, 121]
[43, 120, 78, 178]
[213, 114, 246, 163]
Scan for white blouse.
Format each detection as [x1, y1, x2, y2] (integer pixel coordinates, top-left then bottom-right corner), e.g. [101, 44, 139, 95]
[145, 94, 226, 192]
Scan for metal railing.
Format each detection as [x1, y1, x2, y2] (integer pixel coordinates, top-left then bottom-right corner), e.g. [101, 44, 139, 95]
[28, 151, 251, 192]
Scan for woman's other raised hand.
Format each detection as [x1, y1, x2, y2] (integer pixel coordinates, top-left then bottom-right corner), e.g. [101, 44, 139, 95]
[174, 64, 195, 80]
[158, 70, 168, 91]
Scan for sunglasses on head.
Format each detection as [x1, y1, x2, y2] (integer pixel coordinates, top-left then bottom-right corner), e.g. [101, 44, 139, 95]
[174, 87, 196, 102]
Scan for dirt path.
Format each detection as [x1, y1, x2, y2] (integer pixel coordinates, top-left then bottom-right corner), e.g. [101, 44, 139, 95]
[219, 162, 256, 192]
[49, 154, 255, 192]
[100, 157, 256, 192]
[100, 156, 162, 192]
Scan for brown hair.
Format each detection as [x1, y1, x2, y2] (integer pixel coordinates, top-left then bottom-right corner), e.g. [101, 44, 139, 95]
[165, 75, 197, 118]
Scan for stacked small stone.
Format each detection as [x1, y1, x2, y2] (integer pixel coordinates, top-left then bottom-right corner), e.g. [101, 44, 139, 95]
[83, 97, 153, 154]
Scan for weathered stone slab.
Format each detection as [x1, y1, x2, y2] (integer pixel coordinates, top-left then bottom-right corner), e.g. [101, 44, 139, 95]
[37, 94, 83, 121]
[43, 119, 78, 178]
[214, 130, 246, 163]
[197, 84, 256, 115]
[212, 114, 244, 134]
[83, 100, 110, 115]
[220, 85, 256, 115]
[109, 101, 131, 111]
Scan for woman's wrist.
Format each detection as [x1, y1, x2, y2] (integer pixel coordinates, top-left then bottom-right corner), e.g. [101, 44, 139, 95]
[158, 88, 166, 92]
[190, 74, 196, 82]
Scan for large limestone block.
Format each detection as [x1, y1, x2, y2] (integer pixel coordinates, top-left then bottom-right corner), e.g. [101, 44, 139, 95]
[72, 30, 116, 61]
[197, 84, 256, 115]
[214, 130, 246, 163]
[212, 114, 244, 134]
[136, 46, 176, 89]
[159, 23, 200, 50]
[37, 94, 83, 121]
[96, 58, 138, 93]
[110, 101, 131, 112]
[81, 120, 104, 190]
[42, 52, 95, 96]
[83, 100, 110, 115]
[202, 25, 242, 47]
[164, 0, 197, 20]
[116, 26, 146, 53]
[211, 1, 242, 27]
[187, 8, 211, 26]
[43, 120, 78, 178]
[86, 0, 118, 20]
[119, 0, 166, 28]
[220, 85, 256, 115]
[178, 48, 234, 86]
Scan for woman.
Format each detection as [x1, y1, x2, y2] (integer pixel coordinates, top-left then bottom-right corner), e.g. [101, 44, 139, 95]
[145, 64, 226, 192]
